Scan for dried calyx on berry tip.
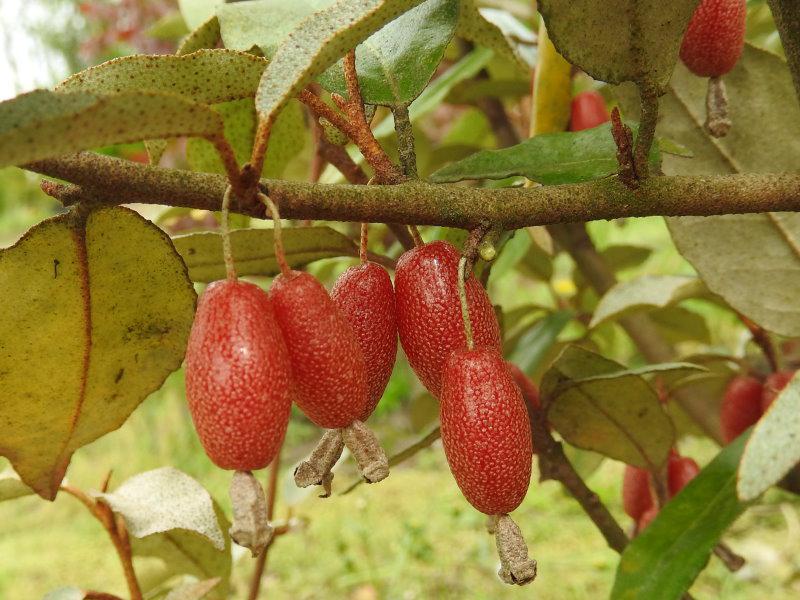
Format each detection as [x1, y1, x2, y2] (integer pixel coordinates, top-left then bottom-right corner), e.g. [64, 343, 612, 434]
[342, 420, 389, 484]
[229, 470, 273, 556]
[679, 0, 746, 138]
[294, 429, 345, 498]
[495, 514, 537, 585]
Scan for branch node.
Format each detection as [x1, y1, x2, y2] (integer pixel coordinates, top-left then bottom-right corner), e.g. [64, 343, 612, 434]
[611, 107, 638, 189]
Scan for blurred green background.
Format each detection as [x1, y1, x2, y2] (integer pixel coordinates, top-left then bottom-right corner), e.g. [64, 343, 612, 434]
[1, 1, 799, 599]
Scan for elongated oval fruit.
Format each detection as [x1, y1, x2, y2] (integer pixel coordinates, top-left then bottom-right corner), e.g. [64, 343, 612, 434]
[395, 241, 501, 397]
[569, 90, 609, 132]
[185, 279, 292, 470]
[720, 375, 763, 443]
[440, 347, 532, 515]
[761, 370, 794, 412]
[668, 455, 700, 496]
[331, 262, 397, 421]
[270, 270, 368, 429]
[679, 0, 746, 77]
[622, 465, 653, 521]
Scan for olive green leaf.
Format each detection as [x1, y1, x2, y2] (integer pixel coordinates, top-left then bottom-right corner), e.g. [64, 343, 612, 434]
[218, 0, 330, 58]
[177, 15, 221, 56]
[318, 0, 460, 105]
[56, 50, 268, 105]
[0, 207, 196, 499]
[590, 275, 707, 328]
[456, 0, 528, 68]
[0, 89, 223, 168]
[255, 0, 426, 125]
[179, 0, 224, 30]
[173, 226, 359, 282]
[612, 434, 751, 600]
[187, 98, 305, 179]
[165, 578, 221, 600]
[540, 346, 676, 469]
[429, 122, 660, 185]
[537, 0, 700, 90]
[0, 469, 35, 502]
[738, 373, 800, 500]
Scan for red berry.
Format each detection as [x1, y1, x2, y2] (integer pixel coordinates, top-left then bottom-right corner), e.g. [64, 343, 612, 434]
[622, 465, 654, 521]
[569, 91, 610, 132]
[668, 455, 700, 496]
[270, 271, 368, 429]
[395, 241, 501, 397]
[185, 280, 292, 471]
[331, 262, 398, 421]
[679, 0, 746, 77]
[761, 370, 795, 412]
[720, 375, 764, 443]
[440, 348, 532, 515]
[638, 504, 659, 532]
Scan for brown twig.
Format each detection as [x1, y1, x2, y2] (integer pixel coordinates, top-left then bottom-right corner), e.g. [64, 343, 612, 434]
[713, 542, 746, 572]
[611, 107, 637, 188]
[247, 448, 283, 600]
[60, 485, 143, 600]
[738, 312, 780, 373]
[633, 88, 659, 180]
[392, 102, 417, 178]
[84, 592, 125, 600]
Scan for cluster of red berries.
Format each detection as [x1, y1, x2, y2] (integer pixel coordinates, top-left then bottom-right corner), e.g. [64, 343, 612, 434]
[721, 371, 795, 444]
[183, 230, 537, 582]
[623, 450, 700, 533]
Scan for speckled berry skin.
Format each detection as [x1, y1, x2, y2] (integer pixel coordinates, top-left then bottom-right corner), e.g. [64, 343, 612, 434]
[185, 279, 292, 471]
[395, 241, 501, 398]
[440, 347, 532, 515]
[270, 270, 368, 429]
[761, 370, 794, 412]
[622, 465, 653, 521]
[569, 91, 610, 132]
[331, 262, 397, 421]
[720, 375, 763, 443]
[679, 0, 746, 77]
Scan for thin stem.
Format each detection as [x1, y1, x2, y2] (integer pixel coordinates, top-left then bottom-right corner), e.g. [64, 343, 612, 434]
[60, 485, 143, 600]
[359, 222, 368, 263]
[211, 136, 246, 198]
[221, 185, 237, 281]
[633, 88, 659, 180]
[458, 255, 475, 350]
[247, 448, 283, 600]
[247, 118, 273, 193]
[258, 192, 290, 276]
[408, 225, 423, 246]
[738, 312, 780, 373]
[392, 103, 417, 178]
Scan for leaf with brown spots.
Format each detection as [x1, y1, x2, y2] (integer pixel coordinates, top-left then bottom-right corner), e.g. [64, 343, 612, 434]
[0, 207, 196, 499]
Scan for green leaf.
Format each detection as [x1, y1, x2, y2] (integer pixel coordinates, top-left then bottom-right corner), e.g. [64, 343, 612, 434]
[255, 0, 427, 125]
[147, 11, 191, 41]
[599, 245, 652, 271]
[508, 310, 573, 374]
[165, 578, 221, 600]
[668, 213, 800, 337]
[456, 1, 528, 68]
[541, 345, 676, 469]
[179, 0, 224, 30]
[56, 50, 268, 105]
[649, 306, 711, 345]
[429, 122, 659, 185]
[0, 469, 35, 502]
[177, 15, 221, 56]
[0, 208, 196, 499]
[318, 0, 459, 105]
[218, 0, 328, 58]
[98, 467, 231, 599]
[612, 434, 751, 600]
[590, 275, 707, 328]
[42, 588, 85, 600]
[738, 373, 800, 500]
[538, 0, 699, 89]
[173, 226, 359, 282]
[371, 46, 494, 138]
[0, 90, 222, 168]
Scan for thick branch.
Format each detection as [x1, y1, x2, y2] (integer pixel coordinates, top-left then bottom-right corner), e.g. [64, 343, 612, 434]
[26, 153, 800, 230]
